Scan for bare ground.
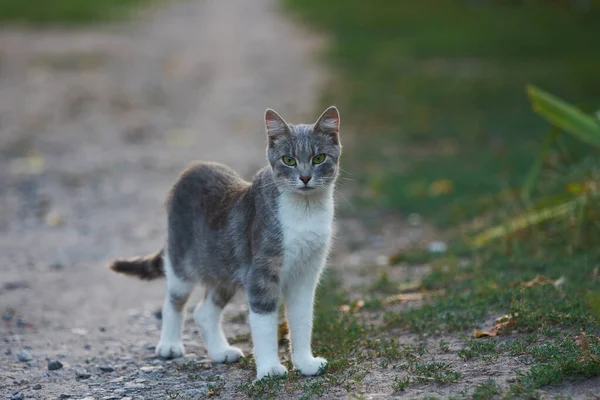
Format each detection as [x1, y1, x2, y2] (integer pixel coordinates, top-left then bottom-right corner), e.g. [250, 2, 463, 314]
[1, 1, 599, 399]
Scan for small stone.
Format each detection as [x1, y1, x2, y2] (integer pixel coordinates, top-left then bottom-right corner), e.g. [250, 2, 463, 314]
[99, 365, 114, 373]
[4, 281, 28, 291]
[76, 370, 91, 379]
[84, 344, 92, 350]
[123, 382, 145, 390]
[428, 241, 448, 254]
[121, 397, 133, 400]
[140, 366, 163, 373]
[99, 327, 106, 332]
[11, 392, 24, 400]
[5, 348, 12, 355]
[48, 359, 63, 371]
[60, 395, 72, 399]
[113, 388, 127, 395]
[100, 397, 119, 400]
[17, 349, 32, 362]
[50, 263, 64, 271]
[27, 360, 38, 367]
[33, 384, 42, 390]
[153, 309, 162, 320]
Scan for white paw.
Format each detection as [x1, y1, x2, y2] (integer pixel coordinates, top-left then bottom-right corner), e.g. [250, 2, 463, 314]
[155, 341, 185, 359]
[256, 363, 288, 380]
[295, 356, 327, 376]
[209, 346, 245, 363]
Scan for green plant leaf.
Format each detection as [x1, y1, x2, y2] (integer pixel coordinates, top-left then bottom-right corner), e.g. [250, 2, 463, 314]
[469, 196, 585, 248]
[521, 127, 560, 203]
[527, 85, 600, 149]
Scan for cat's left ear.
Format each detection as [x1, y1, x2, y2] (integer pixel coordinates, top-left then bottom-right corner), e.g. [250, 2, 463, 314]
[314, 106, 340, 137]
[265, 109, 290, 143]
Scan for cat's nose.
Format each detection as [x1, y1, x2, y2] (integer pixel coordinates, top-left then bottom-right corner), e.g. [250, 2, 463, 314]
[299, 176, 312, 185]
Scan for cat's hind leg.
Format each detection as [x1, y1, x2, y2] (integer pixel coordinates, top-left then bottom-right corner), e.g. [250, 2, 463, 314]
[194, 286, 244, 363]
[156, 253, 195, 359]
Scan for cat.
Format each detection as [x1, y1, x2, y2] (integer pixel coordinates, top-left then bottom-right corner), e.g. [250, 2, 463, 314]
[109, 106, 341, 380]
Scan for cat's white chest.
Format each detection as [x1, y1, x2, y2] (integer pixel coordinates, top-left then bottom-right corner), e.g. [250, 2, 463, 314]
[278, 193, 334, 284]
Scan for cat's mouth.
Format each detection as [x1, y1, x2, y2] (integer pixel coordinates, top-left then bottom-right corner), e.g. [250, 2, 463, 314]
[297, 186, 315, 193]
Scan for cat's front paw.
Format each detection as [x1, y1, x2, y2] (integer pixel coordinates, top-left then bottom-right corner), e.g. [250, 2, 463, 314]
[209, 346, 245, 363]
[155, 341, 185, 359]
[295, 356, 327, 376]
[256, 363, 288, 380]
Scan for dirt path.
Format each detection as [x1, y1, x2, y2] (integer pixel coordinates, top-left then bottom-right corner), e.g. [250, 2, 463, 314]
[0, 0, 348, 398]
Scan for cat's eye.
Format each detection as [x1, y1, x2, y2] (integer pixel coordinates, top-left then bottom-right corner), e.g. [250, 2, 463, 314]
[282, 156, 297, 166]
[312, 154, 326, 164]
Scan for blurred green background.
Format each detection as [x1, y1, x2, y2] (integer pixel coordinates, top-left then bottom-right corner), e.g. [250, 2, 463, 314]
[0, 0, 154, 25]
[284, 0, 600, 226]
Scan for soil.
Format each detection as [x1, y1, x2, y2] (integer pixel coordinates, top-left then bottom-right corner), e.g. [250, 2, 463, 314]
[1, 1, 599, 399]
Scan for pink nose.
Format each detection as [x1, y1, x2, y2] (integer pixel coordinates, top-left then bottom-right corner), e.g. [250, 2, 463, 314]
[300, 176, 312, 185]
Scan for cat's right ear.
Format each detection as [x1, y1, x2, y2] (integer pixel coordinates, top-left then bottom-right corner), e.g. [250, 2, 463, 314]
[265, 109, 289, 144]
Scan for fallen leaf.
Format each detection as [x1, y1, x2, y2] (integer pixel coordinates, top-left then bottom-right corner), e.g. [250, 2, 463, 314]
[474, 315, 515, 338]
[382, 290, 444, 305]
[521, 275, 565, 288]
[45, 212, 65, 227]
[576, 331, 600, 364]
[278, 320, 289, 346]
[339, 300, 366, 313]
[429, 179, 453, 196]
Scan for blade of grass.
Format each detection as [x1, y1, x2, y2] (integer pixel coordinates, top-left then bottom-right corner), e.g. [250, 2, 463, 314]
[527, 85, 600, 148]
[521, 127, 560, 203]
[469, 196, 585, 248]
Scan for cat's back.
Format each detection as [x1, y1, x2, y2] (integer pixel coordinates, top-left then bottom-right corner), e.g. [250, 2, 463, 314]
[167, 162, 249, 213]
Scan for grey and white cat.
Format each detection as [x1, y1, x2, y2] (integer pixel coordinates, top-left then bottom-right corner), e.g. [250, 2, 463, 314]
[110, 106, 341, 379]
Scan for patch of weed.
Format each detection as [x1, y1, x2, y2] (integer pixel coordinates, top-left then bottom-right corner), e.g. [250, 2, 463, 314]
[0, 0, 156, 25]
[458, 339, 499, 361]
[471, 379, 501, 399]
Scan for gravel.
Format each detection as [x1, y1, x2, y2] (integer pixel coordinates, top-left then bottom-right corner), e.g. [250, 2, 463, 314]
[47, 359, 63, 371]
[17, 349, 32, 362]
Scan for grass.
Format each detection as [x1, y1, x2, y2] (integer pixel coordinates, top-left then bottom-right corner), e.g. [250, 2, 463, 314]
[284, 0, 600, 226]
[0, 0, 156, 25]
[282, 0, 600, 398]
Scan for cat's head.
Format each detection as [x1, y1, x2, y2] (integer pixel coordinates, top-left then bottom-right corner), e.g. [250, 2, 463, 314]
[265, 106, 341, 196]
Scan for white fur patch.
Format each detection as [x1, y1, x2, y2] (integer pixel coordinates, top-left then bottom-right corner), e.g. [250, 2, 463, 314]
[249, 311, 287, 379]
[194, 297, 244, 363]
[278, 189, 333, 375]
[156, 252, 194, 359]
[278, 190, 334, 286]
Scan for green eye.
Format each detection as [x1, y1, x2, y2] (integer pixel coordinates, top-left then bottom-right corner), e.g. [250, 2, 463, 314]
[282, 156, 297, 166]
[312, 154, 326, 164]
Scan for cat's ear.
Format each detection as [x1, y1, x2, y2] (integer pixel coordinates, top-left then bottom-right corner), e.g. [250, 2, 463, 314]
[265, 109, 290, 141]
[314, 106, 340, 136]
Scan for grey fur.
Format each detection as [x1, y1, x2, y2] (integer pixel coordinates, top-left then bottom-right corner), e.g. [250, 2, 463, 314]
[109, 107, 341, 362]
[164, 106, 341, 314]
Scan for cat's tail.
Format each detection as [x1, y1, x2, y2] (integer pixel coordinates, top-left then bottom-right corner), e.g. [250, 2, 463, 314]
[108, 250, 165, 280]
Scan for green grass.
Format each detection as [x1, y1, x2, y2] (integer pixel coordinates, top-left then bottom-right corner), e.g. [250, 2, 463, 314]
[283, 0, 600, 397]
[0, 0, 156, 25]
[285, 0, 600, 226]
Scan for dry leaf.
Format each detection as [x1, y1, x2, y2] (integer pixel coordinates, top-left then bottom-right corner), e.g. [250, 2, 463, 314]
[429, 179, 453, 196]
[576, 331, 600, 364]
[339, 300, 365, 313]
[522, 275, 565, 288]
[45, 211, 65, 227]
[474, 315, 515, 338]
[382, 290, 444, 305]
